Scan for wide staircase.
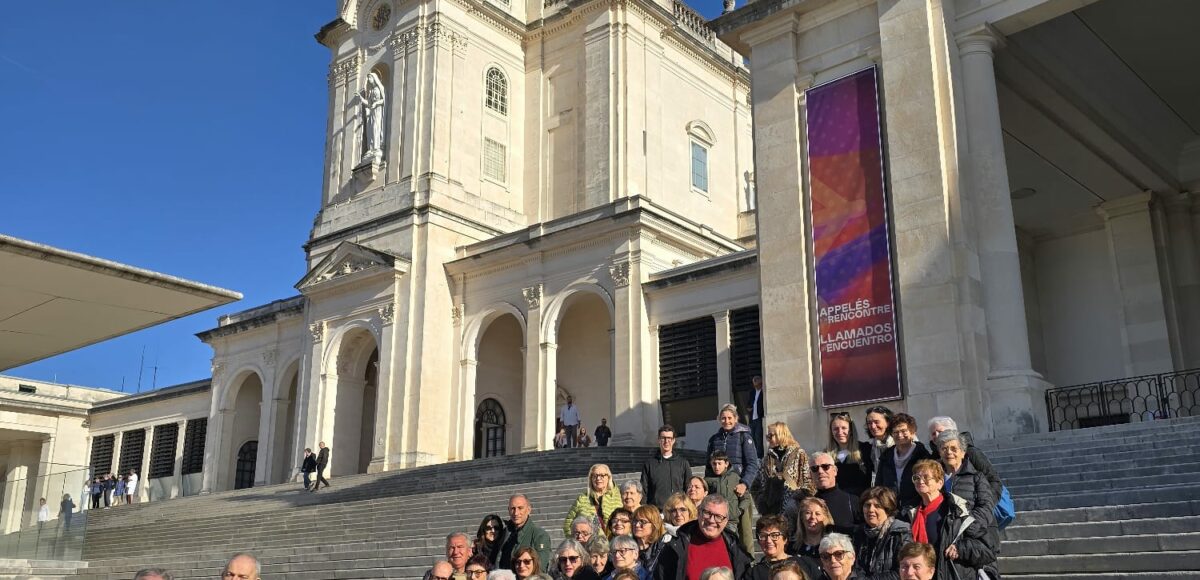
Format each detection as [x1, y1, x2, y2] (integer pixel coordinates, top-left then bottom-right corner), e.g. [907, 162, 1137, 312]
[981, 415, 1200, 579]
[49, 417, 1200, 580]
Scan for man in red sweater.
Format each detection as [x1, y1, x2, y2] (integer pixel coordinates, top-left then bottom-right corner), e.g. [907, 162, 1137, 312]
[655, 495, 753, 580]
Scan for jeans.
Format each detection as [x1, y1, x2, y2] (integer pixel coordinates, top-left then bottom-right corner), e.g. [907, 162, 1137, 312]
[564, 425, 578, 448]
[303, 471, 313, 490]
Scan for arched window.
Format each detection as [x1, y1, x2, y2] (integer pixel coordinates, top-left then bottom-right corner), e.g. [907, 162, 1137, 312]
[485, 67, 508, 116]
[474, 398, 507, 458]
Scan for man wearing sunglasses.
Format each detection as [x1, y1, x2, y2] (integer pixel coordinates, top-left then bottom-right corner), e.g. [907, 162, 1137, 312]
[810, 452, 862, 533]
[654, 494, 752, 580]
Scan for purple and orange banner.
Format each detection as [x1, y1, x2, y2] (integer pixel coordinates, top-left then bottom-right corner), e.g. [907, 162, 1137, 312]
[805, 66, 902, 408]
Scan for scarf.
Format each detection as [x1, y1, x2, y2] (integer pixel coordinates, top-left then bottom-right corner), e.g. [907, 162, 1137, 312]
[911, 494, 943, 543]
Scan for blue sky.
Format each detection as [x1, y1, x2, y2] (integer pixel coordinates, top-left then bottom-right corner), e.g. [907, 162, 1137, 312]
[1, 0, 727, 392]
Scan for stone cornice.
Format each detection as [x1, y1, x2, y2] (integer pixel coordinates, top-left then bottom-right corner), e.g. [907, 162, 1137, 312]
[197, 299, 305, 343]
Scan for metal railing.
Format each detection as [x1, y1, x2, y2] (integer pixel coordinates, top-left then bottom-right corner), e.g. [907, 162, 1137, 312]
[0, 466, 90, 560]
[1045, 367, 1200, 431]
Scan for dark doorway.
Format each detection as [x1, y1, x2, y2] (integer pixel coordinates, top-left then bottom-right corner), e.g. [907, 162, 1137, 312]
[235, 440, 258, 489]
[474, 398, 506, 458]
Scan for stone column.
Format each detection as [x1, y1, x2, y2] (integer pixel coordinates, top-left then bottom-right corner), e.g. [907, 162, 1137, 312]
[0, 441, 35, 533]
[522, 285, 553, 451]
[457, 358, 478, 459]
[369, 304, 396, 473]
[714, 311, 733, 406]
[138, 426, 154, 501]
[1097, 192, 1176, 376]
[172, 420, 187, 498]
[958, 26, 1050, 435]
[1163, 193, 1200, 367]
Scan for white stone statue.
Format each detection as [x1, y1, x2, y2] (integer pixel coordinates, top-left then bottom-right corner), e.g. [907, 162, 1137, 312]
[360, 72, 386, 160]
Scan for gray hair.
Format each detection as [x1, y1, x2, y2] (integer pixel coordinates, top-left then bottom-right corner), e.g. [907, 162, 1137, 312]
[445, 531, 470, 546]
[620, 480, 644, 496]
[133, 568, 173, 580]
[698, 493, 729, 515]
[699, 568, 735, 580]
[555, 538, 587, 558]
[609, 534, 639, 552]
[222, 553, 260, 579]
[819, 533, 855, 554]
[587, 536, 610, 555]
[809, 451, 834, 464]
[488, 571, 516, 580]
[571, 516, 595, 531]
[928, 416, 958, 432]
[935, 429, 967, 449]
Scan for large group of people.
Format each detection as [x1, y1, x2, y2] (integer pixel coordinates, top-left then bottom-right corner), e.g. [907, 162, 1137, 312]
[416, 405, 1002, 580]
[86, 469, 139, 509]
[130, 402, 1004, 580]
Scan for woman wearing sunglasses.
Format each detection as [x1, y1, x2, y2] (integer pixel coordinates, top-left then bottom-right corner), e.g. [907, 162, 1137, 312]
[817, 533, 865, 580]
[475, 514, 507, 567]
[564, 464, 622, 538]
[553, 539, 601, 580]
[512, 547, 552, 580]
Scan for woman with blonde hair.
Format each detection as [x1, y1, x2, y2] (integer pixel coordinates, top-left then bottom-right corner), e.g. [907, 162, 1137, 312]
[752, 422, 814, 520]
[660, 493, 695, 542]
[825, 412, 870, 497]
[564, 464, 623, 536]
[790, 496, 834, 564]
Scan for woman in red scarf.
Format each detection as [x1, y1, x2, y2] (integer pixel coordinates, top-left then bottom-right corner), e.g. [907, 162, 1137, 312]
[899, 460, 997, 579]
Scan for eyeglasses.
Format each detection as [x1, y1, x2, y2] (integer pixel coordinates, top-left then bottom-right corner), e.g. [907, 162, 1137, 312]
[485, 525, 501, 531]
[559, 556, 581, 564]
[865, 406, 891, 416]
[667, 507, 690, 515]
[756, 531, 784, 542]
[810, 464, 835, 472]
[911, 474, 939, 483]
[634, 519, 652, 527]
[820, 550, 850, 562]
[614, 548, 638, 555]
[699, 509, 729, 524]
[591, 473, 610, 479]
[612, 517, 631, 525]
[514, 559, 534, 566]
[467, 570, 488, 578]
[831, 412, 851, 419]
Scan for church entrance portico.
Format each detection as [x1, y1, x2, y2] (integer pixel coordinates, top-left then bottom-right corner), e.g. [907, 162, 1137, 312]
[221, 371, 264, 491]
[550, 287, 615, 447]
[325, 327, 381, 477]
[471, 310, 525, 459]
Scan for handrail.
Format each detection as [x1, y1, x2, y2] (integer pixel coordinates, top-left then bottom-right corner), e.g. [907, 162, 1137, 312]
[1045, 367, 1200, 431]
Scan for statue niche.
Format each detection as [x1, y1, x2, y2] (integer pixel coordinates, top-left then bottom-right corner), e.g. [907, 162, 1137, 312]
[359, 71, 386, 163]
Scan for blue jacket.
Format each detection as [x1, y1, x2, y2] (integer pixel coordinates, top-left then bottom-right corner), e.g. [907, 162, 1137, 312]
[706, 423, 761, 487]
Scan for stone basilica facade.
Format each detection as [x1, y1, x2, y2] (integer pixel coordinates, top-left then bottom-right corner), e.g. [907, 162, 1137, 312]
[192, 0, 757, 491]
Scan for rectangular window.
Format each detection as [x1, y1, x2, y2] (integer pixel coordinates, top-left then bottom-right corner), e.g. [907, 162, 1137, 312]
[691, 141, 708, 193]
[90, 434, 115, 474]
[149, 423, 180, 479]
[483, 138, 507, 183]
[118, 429, 146, 475]
[181, 418, 207, 475]
[659, 316, 718, 435]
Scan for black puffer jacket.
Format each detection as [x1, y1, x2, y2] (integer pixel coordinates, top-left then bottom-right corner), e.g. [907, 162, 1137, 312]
[851, 519, 912, 580]
[874, 443, 932, 510]
[931, 432, 1003, 501]
[946, 461, 998, 553]
[899, 494, 997, 580]
[654, 521, 753, 580]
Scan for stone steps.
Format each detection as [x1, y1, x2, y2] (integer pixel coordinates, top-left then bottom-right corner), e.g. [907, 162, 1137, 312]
[41, 418, 1200, 579]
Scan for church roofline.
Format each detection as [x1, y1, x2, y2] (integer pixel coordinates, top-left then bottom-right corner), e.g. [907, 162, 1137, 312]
[644, 248, 757, 289]
[90, 379, 212, 414]
[445, 195, 745, 272]
[196, 296, 305, 343]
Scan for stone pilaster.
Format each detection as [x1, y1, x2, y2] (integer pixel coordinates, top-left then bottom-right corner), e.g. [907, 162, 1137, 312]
[1163, 193, 1200, 367]
[522, 285, 553, 451]
[1097, 192, 1176, 376]
[612, 258, 655, 445]
[713, 311, 733, 407]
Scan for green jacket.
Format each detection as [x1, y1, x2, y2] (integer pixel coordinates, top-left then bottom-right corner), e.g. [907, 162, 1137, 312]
[706, 471, 749, 522]
[500, 520, 553, 572]
[563, 486, 622, 535]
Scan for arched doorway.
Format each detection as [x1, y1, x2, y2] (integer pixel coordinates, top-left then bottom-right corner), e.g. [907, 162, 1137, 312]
[475, 313, 523, 456]
[235, 440, 258, 489]
[555, 291, 614, 443]
[474, 398, 507, 458]
[331, 328, 380, 476]
[225, 372, 263, 490]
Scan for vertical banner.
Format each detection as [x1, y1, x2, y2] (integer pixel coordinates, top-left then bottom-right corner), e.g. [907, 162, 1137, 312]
[805, 66, 902, 408]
